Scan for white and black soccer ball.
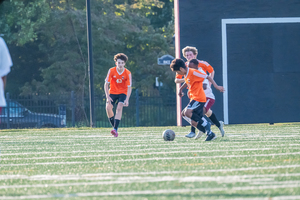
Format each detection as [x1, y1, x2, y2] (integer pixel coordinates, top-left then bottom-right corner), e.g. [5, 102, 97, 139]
[162, 129, 175, 141]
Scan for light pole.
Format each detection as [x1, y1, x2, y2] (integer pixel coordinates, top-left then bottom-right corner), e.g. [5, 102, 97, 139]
[86, 0, 95, 127]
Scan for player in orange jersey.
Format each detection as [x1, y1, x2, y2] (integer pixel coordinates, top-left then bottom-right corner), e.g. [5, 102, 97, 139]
[175, 46, 224, 138]
[175, 46, 214, 84]
[104, 53, 132, 137]
[188, 59, 225, 137]
[170, 58, 224, 141]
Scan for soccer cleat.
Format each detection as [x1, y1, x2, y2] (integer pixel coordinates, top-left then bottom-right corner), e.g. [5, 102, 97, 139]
[205, 122, 212, 135]
[185, 132, 196, 138]
[219, 121, 225, 137]
[205, 132, 217, 141]
[195, 131, 205, 140]
[111, 129, 118, 137]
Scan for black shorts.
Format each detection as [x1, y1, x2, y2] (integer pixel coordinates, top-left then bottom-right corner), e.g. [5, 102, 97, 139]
[109, 94, 127, 105]
[186, 100, 205, 117]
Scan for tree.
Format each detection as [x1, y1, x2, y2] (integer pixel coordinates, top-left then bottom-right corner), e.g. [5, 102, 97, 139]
[1, 0, 175, 96]
[0, 0, 50, 45]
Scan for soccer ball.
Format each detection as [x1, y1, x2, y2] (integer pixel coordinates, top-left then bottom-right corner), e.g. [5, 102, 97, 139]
[162, 129, 175, 141]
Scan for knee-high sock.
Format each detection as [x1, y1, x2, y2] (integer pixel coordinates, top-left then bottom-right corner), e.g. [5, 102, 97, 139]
[191, 113, 206, 133]
[196, 122, 206, 133]
[109, 116, 114, 127]
[191, 126, 196, 133]
[183, 115, 196, 133]
[191, 113, 201, 123]
[209, 113, 220, 128]
[114, 119, 120, 131]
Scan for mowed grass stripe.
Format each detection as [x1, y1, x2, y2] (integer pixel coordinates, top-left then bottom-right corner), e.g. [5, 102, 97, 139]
[0, 185, 300, 199]
[2, 147, 300, 161]
[1, 175, 300, 189]
[0, 124, 300, 199]
[2, 152, 300, 166]
[1, 172, 300, 181]
[2, 140, 300, 151]
[3, 144, 300, 156]
[1, 133, 299, 143]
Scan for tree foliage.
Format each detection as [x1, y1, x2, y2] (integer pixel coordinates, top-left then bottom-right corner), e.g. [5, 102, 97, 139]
[1, 0, 175, 96]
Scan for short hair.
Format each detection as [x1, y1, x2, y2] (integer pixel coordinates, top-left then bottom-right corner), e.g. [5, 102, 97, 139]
[170, 58, 186, 71]
[114, 53, 128, 62]
[182, 46, 198, 58]
[189, 59, 199, 66]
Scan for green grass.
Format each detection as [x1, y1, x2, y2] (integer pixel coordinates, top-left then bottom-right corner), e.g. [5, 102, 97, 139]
[1, 123, 300, 199]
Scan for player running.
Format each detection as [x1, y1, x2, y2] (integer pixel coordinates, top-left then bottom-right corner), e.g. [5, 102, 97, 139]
[170, 58, 225, 141]
[182, 59, 225, 138]
[175, 46, 225, 138]
[104, 53, 132, 137]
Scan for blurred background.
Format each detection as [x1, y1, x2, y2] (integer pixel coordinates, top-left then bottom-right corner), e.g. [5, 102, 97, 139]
[0, 0, 177, 128]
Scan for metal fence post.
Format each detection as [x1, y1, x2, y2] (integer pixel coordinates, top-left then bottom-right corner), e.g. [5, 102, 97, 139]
[6, 92, 10, 129]
[158, 86, 161, 126]
[71, 91, 75, 127]
[136, 89, 139, 127]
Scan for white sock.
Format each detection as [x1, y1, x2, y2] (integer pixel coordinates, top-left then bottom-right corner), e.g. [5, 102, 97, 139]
[201, 117, 208, 127]
[183, 116, 191, 124]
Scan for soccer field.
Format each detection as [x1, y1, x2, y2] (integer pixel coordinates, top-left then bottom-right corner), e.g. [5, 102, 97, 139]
[1, 123, 300, 199]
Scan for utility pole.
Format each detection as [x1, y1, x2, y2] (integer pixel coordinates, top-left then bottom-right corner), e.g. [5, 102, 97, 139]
[86, 0, 95, 127]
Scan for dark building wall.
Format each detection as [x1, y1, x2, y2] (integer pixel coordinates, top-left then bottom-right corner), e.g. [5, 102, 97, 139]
[179, 0, 300, 124]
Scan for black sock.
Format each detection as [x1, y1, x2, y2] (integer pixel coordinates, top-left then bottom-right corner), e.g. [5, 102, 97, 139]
[191, 126, 196, 133]
[196, 122, 206, 133]
[191, 113, 201, 123]
[114, 119, 120, 131]
[109, 116, 114, 128]
[209, 113, 220, 128]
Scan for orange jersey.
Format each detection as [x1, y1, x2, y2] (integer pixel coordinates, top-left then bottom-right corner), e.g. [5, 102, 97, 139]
[105, 67, 132, 95]
[175, 60, 213, 79]
[184, 68, 207, 102]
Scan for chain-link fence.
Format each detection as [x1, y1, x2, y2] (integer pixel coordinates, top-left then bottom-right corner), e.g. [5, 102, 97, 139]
[0, 89, 176, 129]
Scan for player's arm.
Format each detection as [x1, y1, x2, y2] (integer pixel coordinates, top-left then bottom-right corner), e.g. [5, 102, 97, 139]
[175, 78, 185, 84]
[178, 82, 187, 97]
[2, 76, 7, 89]
[104, 69, 113, 103]
[104, 82, 113, 103]
[205, 63, 214, 86]
[124, 73, 132, 107]
[207, 70, 215, 87]
[209, 70, 215, 79]
[174, 74, 184, 83]
[206, 76, 225, 93]
[203, 83, 207, 90]
[124, 86, 132, 107]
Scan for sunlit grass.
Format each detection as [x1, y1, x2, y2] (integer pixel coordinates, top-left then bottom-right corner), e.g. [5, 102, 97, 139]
[0, 123, 300, 199]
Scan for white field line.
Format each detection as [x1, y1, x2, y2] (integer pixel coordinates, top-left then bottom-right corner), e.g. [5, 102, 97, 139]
[3, 142, 300, 152]
[1, 135, 297, 142]
[0, 176, 283, 189]
[0, 131, 160, 138]
[219, 196, 300, 200]
[1, 172, 300, 181]
[1, 132, 299, 139]
[251, 180, 300, 185]
[2, 147, 300, 161]
[0, 186, 300, 199]
[2, 152, 300, 167]
[1, 134, 299, 143]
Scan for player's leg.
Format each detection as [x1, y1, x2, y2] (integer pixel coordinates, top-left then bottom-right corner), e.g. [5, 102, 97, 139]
[184, 101, 216, 141]
[182, 107, 196, 138]
[106, 94, 116, 128]
[183, 101, 215, 141]
[185, 108, 211, 135]
[205, 98, 225, 137]
[189, 106, 207, 137]
[112, 94, 127, 137]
